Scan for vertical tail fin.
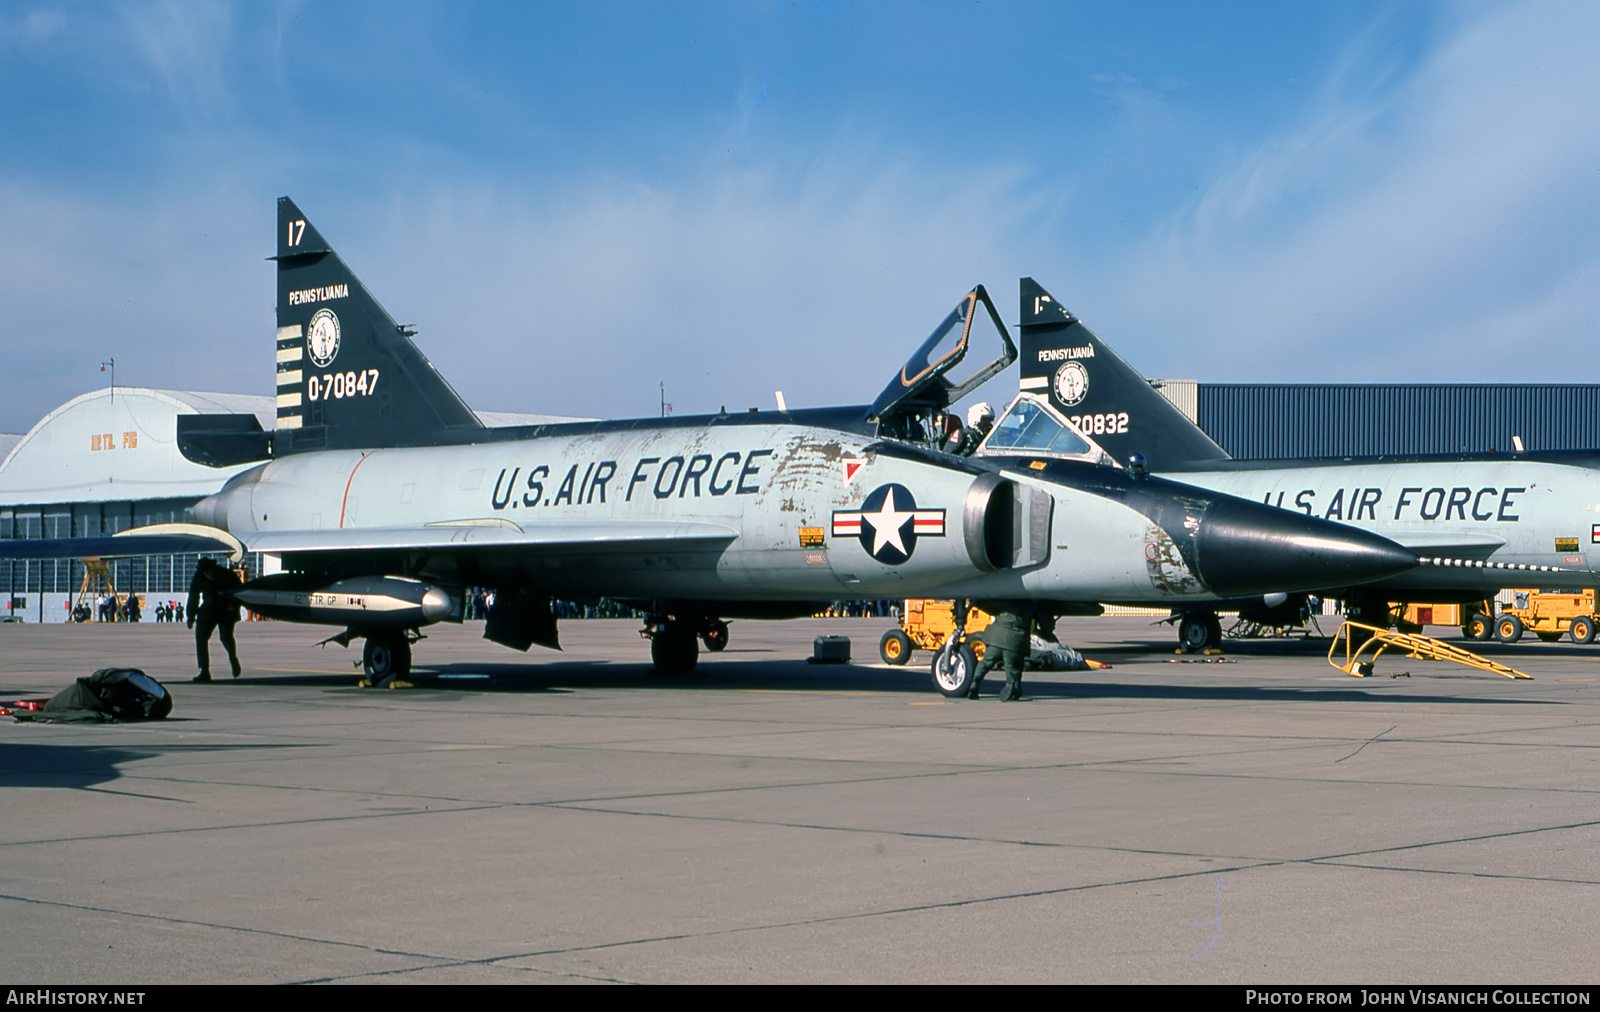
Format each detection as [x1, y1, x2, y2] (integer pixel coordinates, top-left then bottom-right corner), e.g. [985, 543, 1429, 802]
[272, 197, 483, 454]
[1018, 277, 1229, 471]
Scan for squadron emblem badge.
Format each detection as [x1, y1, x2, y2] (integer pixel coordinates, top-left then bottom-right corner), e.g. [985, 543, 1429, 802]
[307, 308, 342, 368]
[1054, 360, 1089, 407]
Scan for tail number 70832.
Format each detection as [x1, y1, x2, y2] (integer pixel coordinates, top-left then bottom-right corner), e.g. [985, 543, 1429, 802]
[1066, 411, 1129, 436]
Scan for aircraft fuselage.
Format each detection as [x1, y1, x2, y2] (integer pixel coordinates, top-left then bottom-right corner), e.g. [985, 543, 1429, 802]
[195, 414, 1417, 610]
[1168, 457, 1600, 594]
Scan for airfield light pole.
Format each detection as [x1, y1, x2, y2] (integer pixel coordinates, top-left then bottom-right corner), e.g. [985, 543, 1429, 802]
[660, 382, 672, 417]
[101, 359, 115, 402]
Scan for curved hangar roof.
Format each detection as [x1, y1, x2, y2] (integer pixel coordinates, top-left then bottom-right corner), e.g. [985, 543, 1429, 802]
[0, 387, 590, 509]
[0, 387, 274, 507]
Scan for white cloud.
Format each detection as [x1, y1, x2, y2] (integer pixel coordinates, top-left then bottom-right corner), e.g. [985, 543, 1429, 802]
[2, 7, 68, 48]
[0, 182, 265, 434]
[114, 0, 238, 125]
[22, 0, 1600, 441]
[355, 156, 1053, 420]
[1090, 0, 1600, 385]
[0, 153, 1057, 434]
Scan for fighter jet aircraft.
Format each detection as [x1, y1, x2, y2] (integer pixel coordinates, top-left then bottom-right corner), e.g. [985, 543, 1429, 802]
[1013, 277, 1600, 651]
[0, 201, 1423, 688]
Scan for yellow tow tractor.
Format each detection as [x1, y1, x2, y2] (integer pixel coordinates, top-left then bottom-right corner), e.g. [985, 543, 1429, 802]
[879, 599, 991, 665]
[1491, 588, 1600, 644]
[884, 599, 1112, 697]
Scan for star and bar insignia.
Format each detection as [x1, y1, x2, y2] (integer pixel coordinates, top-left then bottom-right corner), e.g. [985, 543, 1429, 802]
[831, 483, 945, 564]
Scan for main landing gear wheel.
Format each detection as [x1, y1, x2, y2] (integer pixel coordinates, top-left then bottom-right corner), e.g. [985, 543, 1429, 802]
[1570, 617, 1596, 644]
[879, 629, 913, 666]
[362, 633, 411, 686]
[1495, 614, 1524, 644]
[651, 622, 699, 675]
[1178, 612, 1222, 654]
[930, 643, 978, 697]
[700, 619, 730, 652]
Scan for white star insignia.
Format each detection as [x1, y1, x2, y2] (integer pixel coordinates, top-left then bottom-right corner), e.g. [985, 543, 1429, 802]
[861, 487, 913, 557]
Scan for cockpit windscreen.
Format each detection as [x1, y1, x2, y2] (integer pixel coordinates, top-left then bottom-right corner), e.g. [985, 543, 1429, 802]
[980, 398, 1094, 458]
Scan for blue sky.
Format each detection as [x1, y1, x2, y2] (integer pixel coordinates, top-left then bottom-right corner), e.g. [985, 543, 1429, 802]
[3, 1, 1598, 435]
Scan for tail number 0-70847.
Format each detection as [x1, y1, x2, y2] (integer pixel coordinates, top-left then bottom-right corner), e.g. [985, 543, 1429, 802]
[307, 369, 379, 402]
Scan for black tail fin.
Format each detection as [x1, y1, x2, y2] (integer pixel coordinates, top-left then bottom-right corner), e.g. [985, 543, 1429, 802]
[272, 197, 483, 454]
[1018, 277, 1229, 471]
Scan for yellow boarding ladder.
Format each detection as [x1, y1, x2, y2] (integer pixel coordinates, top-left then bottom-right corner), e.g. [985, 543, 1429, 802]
[1328, 622, 1531, 680]
[75, 558, 115, 621]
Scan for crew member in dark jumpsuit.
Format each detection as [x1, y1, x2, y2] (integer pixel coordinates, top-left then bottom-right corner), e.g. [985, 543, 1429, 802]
[969, 600, 1035, 701]
[951, 402, 995, 457]
[188, 558, 242, 682]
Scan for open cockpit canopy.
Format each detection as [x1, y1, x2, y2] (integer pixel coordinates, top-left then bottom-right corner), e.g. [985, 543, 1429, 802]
[868, 285, 1016, 438]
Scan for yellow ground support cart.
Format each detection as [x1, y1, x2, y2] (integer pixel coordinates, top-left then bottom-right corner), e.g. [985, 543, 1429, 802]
[1391, 600, 1496, 641]
[879, 600, 991, 665]
[1493, 588, 1599, 644]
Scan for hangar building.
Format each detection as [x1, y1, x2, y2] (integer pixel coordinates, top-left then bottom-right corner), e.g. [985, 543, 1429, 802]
[0, 388, 273, 623]
[0, 387, 575, 623]
[1155, 381, 1600, 458]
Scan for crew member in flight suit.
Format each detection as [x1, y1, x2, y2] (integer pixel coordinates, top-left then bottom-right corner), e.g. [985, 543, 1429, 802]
[188, 558, 242, 682]
[953, 402, 995, 456]
[968, 599, 1035, 701]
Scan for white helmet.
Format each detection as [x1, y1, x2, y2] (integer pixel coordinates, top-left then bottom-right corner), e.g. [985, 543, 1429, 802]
[967, 402, 994, 427]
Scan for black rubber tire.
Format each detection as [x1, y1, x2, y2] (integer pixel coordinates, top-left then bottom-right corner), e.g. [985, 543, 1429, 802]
[879, 629, 913, 666]
[651, 623, 699, 674]
[701, 620, 729, 652]
[931, 643, 978, 697]
[1496, 614, 1524, 644]
[1570, 617, 1596, 644]
[363, 633, 411, 683]
[1462, 614, 1492, 641]
[1178, 613, 1220, 653]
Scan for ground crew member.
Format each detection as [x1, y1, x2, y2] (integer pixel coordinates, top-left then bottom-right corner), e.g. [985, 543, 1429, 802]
[968, 599, 1034, 701]
[188, 558, 241, 682]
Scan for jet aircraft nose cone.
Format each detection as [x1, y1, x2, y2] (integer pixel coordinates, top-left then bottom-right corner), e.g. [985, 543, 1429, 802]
[1194, 498, 1417, 597]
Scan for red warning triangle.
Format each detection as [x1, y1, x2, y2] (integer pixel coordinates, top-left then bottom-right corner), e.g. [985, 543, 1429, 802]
[842, 459, 865, 483]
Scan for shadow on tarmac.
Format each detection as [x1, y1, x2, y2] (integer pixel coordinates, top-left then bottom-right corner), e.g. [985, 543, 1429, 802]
[0, 742, 321, 790]
[216, 656, 1541, 706]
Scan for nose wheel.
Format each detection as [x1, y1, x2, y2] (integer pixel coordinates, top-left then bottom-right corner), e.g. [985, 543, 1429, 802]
[1177, 612, 1222, 653]
[931, 643, 978, 697]
[361, 632, 412, 686]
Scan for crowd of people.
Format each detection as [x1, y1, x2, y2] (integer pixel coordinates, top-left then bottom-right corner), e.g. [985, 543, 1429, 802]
[817, 600, 900, 619]
[71, 592, 149, 623]
[461, 591, 648, 621]
[69, 593, 236, 625]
